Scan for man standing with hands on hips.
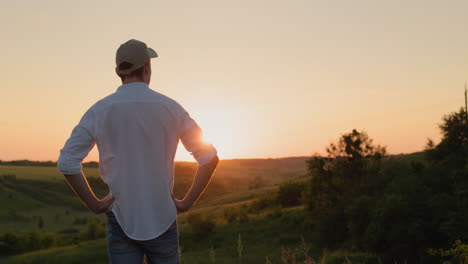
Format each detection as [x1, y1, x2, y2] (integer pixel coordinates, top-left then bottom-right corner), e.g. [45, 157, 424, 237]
[57, 39, 219, 264]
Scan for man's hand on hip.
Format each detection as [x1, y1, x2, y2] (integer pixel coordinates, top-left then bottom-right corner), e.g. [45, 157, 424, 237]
[171, 192, 192, 213]
[171, 155, 219, 213]
[91, 192, 116, 214]
[64, 172, 115, 215]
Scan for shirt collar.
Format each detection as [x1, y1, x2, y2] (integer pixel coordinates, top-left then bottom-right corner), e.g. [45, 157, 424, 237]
[116, 82, 149, 92]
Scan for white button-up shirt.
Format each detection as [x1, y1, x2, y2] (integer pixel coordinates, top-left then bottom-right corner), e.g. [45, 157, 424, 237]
[57, 82, 217, 240]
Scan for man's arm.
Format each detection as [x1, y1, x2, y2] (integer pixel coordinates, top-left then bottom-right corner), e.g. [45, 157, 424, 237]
[64, 171, 115, 214]
[58, 108, 113, 214]
[172, 155, 219, 212]
[173, 110, 219, 212]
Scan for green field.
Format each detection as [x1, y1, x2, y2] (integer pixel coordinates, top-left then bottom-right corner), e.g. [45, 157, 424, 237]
[1, 145, 466, 264]
[1, 158, 334, 264]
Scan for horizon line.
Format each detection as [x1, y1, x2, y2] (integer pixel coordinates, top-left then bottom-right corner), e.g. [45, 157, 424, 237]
[0, 150, 425, 164]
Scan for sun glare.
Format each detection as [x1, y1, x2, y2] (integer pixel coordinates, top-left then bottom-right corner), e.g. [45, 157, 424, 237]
[187, 103, 252, 160]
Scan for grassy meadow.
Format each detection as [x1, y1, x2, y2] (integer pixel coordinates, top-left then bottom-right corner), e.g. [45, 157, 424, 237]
[0, 107, 466, 264]
[0, 158, 334, 263]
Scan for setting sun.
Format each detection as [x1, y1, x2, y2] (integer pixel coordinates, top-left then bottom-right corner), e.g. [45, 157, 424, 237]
[176, 102, 253, 161]
[0, 0, 465, 163]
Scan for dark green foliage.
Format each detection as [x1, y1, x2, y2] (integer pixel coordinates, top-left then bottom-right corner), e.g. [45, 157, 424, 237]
[267, 205, 284, 219]
[303, 108, 468, 263]
[426, 107, 468, 162]
[225, 207, 240, 223]
[245, 180, 307, 215]
[81, 220, 106, 240]
[2, 174, 16, 181]
[0, 219, 106, 256]
[428, 240, 468, 264]
[247, 191, 278, 213]
[0, 230, 58, 256]
[325, 129, 387, 160]
[276, 180, 306, 207]
[58, 227, 79, 234]
[223, 207, 239, 223]
[315, 205, 348, 249]
[347, 195, 373, 248]
[223, 206, 249, 223]
[186, 212, 216, 239]
[305, 129, 386, 223]
[362, 170, 435, 263]
[439, 107, 468, 150]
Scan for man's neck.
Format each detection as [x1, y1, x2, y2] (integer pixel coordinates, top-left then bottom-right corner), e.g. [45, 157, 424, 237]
[122, 78, 148, 85]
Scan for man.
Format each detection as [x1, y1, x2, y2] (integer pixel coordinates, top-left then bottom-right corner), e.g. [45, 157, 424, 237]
[57, 39, 219, 264]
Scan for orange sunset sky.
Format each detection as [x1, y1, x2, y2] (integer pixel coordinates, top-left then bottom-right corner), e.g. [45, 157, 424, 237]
[1, 0, 467, 162]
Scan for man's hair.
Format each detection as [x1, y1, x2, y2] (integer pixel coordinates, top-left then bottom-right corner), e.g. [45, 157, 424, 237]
[118, 62, 145, 82]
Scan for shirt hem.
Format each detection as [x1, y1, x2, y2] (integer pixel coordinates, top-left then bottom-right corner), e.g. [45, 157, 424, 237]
[110, 207, 177, 241]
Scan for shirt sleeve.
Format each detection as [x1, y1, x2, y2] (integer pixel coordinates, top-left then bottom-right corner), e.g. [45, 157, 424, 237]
[178, 107, 217, 166]
[57, 108, 96, 175]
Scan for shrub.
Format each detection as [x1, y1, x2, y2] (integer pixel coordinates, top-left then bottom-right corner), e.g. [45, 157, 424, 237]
[315, 205, 348, 249]
[223, 206, 249, 223]
[428, 240, 468, 264]
[223, 207, 239, 223]
[58, 227, 79, 234]
[248, 191, 277, 213]
[277, 180, 306, 207]
[238, 205, 249, 223]
[300, 106, 468, 263]
[2, 174, 17, 181]
[81, 220, 106, 240]
[0, 231, 59, 256]
[267, 205, 283, 219]
[187, 212, 215, 239]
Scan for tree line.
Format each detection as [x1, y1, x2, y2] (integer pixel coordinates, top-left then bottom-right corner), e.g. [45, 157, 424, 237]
[303, 107, 467, 263]
[0, 160, 99, 168]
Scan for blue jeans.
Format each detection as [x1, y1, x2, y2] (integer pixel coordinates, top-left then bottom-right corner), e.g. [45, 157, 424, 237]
[106, 211, 180, 264]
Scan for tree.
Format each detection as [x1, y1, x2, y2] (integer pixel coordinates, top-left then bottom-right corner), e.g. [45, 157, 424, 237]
[428, 107, 468, 162]
[306, 129, 386, 217]
[439, 107, 468, 149]
[326, 129, 386, 160]
[304, 130, 387, 250]
[276, 180, 306, 207]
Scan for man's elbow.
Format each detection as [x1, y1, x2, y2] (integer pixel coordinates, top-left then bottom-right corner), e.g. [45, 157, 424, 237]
[212, 154, 219, 166]
[57, 156, 82, 175]
[193, 144, 218, 167]
[204, 154, 219, 169]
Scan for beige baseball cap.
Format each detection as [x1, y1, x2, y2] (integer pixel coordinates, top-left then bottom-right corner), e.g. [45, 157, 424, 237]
[116, 39, 158, 74]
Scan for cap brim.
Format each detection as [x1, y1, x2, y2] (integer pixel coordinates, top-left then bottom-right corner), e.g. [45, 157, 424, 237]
[147, 47, 158, 58]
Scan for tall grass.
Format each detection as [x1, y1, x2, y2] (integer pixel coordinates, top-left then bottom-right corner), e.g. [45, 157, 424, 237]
[201, 235, 351, 264]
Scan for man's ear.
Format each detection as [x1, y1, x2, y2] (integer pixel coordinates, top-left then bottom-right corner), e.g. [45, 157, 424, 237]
[115, 67, 121, 77]
[144, 61, 151, 74]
